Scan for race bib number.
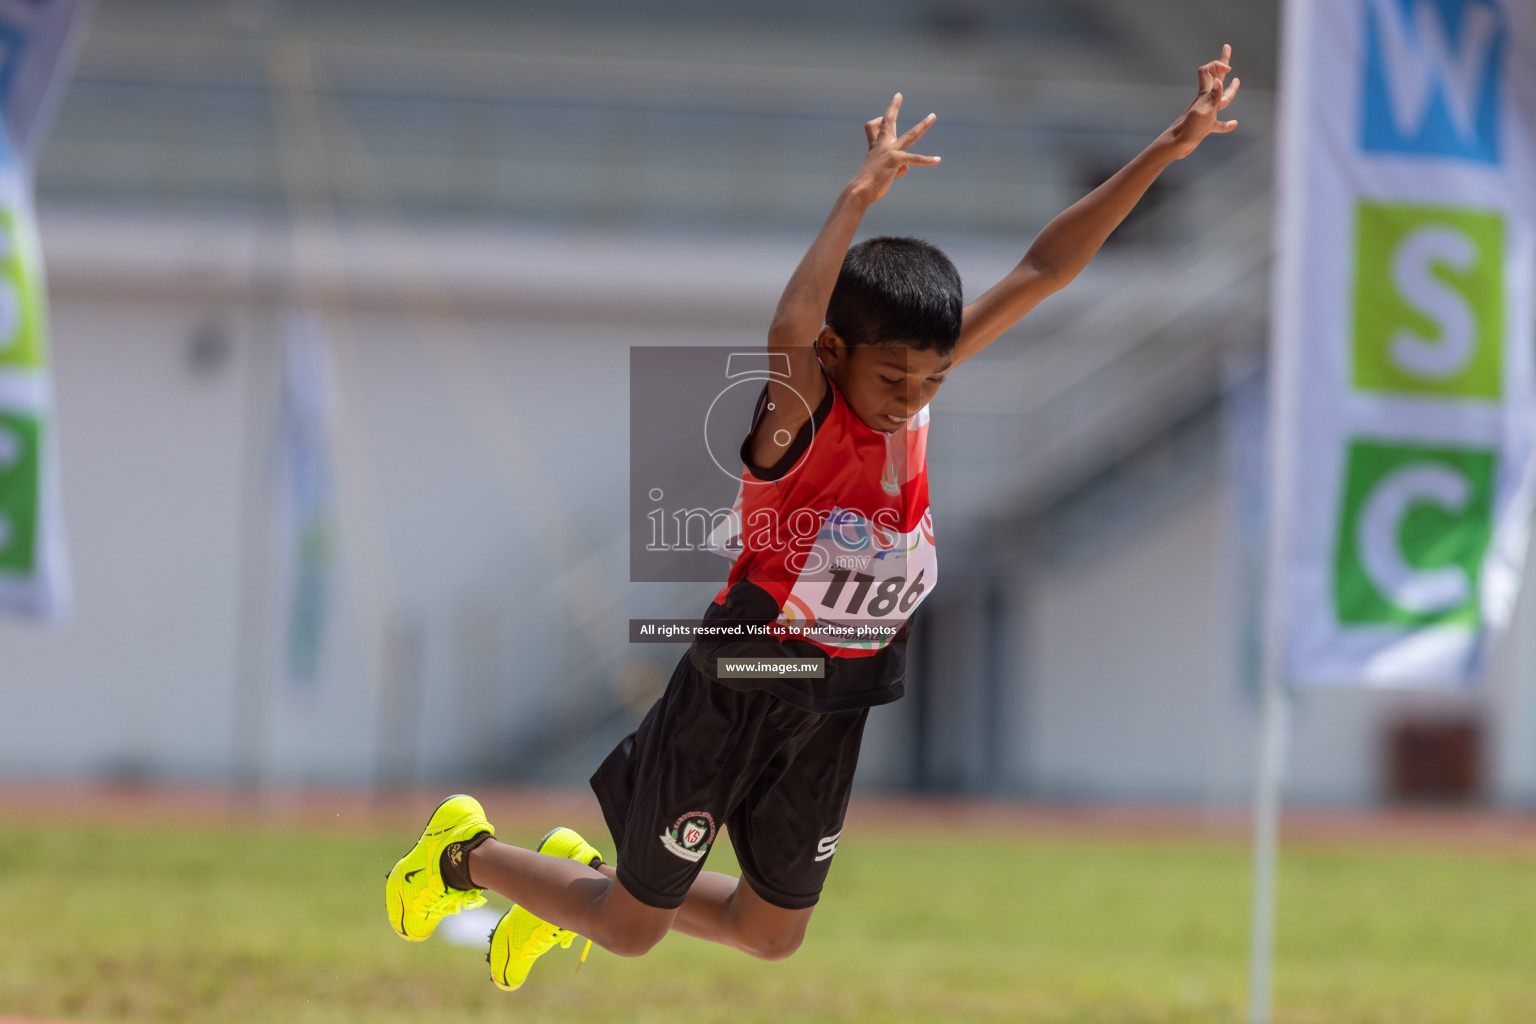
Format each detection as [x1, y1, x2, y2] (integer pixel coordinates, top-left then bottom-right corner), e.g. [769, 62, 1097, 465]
[778, 506, 937, 649]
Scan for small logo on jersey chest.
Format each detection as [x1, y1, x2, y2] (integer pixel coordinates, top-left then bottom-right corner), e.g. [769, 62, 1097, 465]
[881, 453, 901, 496]
[660, 811, 717, 862]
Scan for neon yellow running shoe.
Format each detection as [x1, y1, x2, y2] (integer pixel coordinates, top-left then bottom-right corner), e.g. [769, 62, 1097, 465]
[537, 826, 604, 868]
[484, 827, 604, 990]
[487, 904, 580, 991]
[537, 827, 602, 970]
[384, 794, 494, 942]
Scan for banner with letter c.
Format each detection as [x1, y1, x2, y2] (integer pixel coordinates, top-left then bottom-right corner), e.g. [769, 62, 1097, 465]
[0, 0, 92, 620]
[1270, 0, 1536, 685]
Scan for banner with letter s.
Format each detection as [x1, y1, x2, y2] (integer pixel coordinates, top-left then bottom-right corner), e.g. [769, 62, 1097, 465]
[1270, 0, 1536, 685]
[0, 0, 92, 620]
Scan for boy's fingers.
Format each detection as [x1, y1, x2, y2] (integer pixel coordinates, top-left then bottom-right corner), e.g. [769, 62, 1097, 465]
[865, 118, 882, 145]
[1198, 60, 1222, 83]
[903, 152, 942, 165]
[1221, 43, 1232, 64]
[882, 92, 904, 134]
[897, 113, 937, 147]
[1222, 78, 1242, 107]
[1216, 119, 1239, 133]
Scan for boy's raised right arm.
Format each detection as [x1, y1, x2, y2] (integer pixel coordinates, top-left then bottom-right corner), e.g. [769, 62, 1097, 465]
[747, 94, 939, 467]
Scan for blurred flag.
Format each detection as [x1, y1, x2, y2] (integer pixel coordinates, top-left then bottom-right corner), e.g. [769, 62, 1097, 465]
[0, 0, 93, 620]
[1269, 0, 1536, 685]
[276, 309, 336, 688]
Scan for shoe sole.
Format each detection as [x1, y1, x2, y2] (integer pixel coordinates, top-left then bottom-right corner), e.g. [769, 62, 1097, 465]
[488, 910, 522, 991]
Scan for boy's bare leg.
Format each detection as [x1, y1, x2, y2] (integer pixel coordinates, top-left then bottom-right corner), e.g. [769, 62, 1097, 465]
[468, 840, 672, 957]
[665, 868, 813, 961]
[469, 840, 811, 960]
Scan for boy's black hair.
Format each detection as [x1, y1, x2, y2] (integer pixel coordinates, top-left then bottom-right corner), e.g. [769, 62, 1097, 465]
[825, 236, 963, 354]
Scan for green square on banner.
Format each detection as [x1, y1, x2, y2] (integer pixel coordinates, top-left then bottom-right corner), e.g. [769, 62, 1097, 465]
[0, 408, 40, 575]
[1335, 439, 1495, 627]
[0, 208, 42, 372]
[1352, 203, 1505, 400]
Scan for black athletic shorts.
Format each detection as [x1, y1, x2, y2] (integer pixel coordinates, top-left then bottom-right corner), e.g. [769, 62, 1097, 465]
[590, 650, 868, 911]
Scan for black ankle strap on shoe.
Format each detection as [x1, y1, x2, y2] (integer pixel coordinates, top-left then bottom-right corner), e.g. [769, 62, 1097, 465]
[441, 830, 493, 890]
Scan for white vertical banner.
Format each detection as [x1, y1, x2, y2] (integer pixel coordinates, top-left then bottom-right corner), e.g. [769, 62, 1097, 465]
[1272, 0, 1536, 687]
[0, 0, 92, 620]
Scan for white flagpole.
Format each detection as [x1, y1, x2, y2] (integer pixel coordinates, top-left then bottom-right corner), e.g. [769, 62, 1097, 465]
[1247, 664, 1289, 1024]
[1250, 0, 1311, 1019]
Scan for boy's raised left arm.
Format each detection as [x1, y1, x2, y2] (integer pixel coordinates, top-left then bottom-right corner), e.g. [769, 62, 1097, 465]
[952, 45, 1242, 365]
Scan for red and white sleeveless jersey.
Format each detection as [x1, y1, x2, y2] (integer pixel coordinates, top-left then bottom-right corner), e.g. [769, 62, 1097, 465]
[710, 376, 937, 658]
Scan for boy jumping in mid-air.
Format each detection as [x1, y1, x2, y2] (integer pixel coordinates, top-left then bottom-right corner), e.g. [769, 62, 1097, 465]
[386, 46, 1240, 990]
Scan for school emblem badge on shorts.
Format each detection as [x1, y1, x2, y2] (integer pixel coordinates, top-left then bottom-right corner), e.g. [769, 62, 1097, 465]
[660, 811, 717, 862]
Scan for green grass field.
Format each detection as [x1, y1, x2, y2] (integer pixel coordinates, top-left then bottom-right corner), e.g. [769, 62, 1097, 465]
[1, 814, 1534, 1024]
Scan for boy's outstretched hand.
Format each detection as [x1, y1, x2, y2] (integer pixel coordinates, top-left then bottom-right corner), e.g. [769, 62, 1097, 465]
[849, 93, 941, 204]
[1161, 44, 1241, 159]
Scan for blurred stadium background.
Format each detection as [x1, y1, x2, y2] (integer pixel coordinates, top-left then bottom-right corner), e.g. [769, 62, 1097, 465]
[3, 2, 1536, 1021]
[6, 0, 1530, 810]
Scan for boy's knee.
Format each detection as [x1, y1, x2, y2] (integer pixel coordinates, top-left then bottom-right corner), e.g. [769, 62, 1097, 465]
[740, 922, 806, 962]
[600, 917, 670, 958]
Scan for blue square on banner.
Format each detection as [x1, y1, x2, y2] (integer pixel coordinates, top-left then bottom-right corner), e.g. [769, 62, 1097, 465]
[1360, 0, 1505, 164]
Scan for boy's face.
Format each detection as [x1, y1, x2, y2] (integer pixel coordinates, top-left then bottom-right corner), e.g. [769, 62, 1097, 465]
[816, 330, 952, 433]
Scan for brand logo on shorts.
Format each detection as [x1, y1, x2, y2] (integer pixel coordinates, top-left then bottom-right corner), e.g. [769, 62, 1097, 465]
[660, 811, 717, 862]
[814, 830, 841, 863]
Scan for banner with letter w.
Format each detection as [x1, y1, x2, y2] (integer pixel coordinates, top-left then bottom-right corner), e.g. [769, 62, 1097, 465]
[1270, 0, 1536, 685]
[0, 0, 92, 620]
